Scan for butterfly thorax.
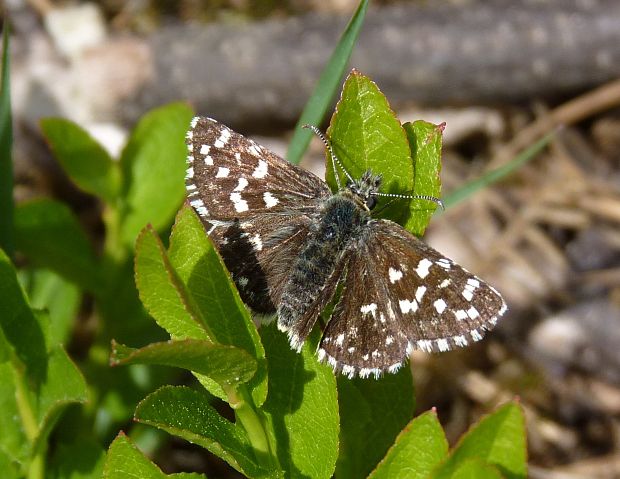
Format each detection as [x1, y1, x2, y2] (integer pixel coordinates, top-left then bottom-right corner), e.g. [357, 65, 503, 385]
[277, 191, 371, 346]
[344, 170, 382, 211]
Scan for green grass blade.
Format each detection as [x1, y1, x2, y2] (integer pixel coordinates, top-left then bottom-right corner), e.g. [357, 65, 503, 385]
[442, 130, 556, 209]
[285, 0, 369, 165]
[0, 26, 14, 258]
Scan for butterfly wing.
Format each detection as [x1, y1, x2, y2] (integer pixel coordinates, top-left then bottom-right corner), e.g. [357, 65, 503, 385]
[319, 219, 507, 378]
[186, 117, 331, 221]
[186, 117, 332, 313]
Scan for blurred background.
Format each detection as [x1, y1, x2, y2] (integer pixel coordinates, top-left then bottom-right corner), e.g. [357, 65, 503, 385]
[3, 0, 620, 477]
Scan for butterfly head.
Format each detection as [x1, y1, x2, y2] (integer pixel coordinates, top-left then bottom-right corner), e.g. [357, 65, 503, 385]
[346, 170, 382, 210]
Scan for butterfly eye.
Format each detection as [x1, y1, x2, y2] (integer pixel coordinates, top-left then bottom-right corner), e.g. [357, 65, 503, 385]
[366, 196, 377, 210]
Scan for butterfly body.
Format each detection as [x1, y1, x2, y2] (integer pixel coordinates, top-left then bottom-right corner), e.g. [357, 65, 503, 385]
[185, 117, 507, 378]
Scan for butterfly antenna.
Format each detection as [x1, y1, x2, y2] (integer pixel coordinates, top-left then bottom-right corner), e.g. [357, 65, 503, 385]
[303, 124, 355, 189]
[375, 192, 445, 211]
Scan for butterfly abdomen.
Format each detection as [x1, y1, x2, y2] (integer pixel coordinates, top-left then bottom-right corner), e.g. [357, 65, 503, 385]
[277, 195, 368, 342]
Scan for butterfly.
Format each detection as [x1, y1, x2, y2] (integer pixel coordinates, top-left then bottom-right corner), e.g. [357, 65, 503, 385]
[185, 117, 507, 378]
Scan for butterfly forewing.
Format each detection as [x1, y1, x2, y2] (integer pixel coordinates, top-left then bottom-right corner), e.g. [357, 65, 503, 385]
[319, 219, 507, 378]
[186, 117, 330, 312]
[186, 117, 331, 221]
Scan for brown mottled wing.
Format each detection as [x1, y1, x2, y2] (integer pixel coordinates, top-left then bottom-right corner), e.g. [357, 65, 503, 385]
[185, 117, 331, 313]
[319, 219, 507, 378]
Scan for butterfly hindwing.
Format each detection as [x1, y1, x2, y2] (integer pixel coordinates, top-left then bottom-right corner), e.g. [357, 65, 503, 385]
[319, 219, 507, 378]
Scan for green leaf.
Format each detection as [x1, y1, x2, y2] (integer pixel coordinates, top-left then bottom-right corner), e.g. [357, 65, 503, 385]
[48, 437, 106, 479]
[433, 401, 527, 479]
[369, 410, 448, 479]
[327, 70, 414, 226]
[0, 248, 48, 383]
[403, 121, 443, 235]
[24, 268, 81, 345]
[442, 130, 556, 208]
[110, 339, 257, 387]
[336, 366, 415, 478]
[450, 458, 505, 479]
[104, 432, 205, 479]
[261, 324, 339, 479]
[0, 25, 14, 258]
[0, 362, 29, 469]
[168, 206, 268, 406]
[134, 225, 209, 340]
[0, 250, 88, 470]
[40, 118, 121, 203]
[286, 0, 369, 165]
[119, 102, 193, 245]
[14, 199, 102, 293]
[134, 386, 268, 478]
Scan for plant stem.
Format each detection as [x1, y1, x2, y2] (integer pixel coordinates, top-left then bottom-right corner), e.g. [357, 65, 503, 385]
[226, 385, 277, 471]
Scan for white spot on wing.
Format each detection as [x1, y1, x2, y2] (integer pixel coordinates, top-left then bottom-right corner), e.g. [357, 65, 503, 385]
[389, 267, 403, 283]
[252, 159, 268, 178]
[263, 192, 279, 208]
[185, 167, 194, 179]
[399, 299, 418, 314]
[230, 192, 249, 212]
[360, 303, 377, 316]
[216, 167, 230, 178]
[467, 306, 480, 319]
[433, 298, 447, 314]
[386, 336, 394, 345]
[190, 117, 199, 128]
[250, 234, 263, 251]
[415, 285, 427, 302]
[439, 279, 450, 288]
[205, 155, 214, 165]
[234, 178, 249, 191]
[200, 144, 211, 155]
[455, 310, 468, 321]
[462, 289, 474, 301]
[417, 339, 433, 352]
[214, 128, 231, 148]
[471, 329, 483, 341]
[436, 338, 450, 352]
[238, 277, 249, 287]
[454, 335, 468, 347]
[415, 258, 433, 278]
[335, 334, 345, 346]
